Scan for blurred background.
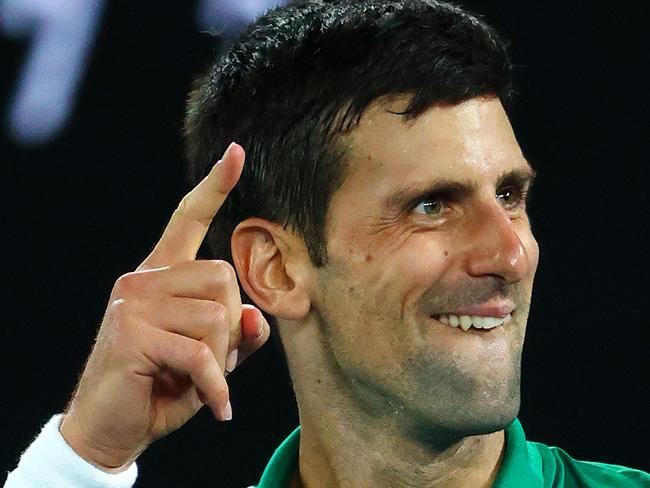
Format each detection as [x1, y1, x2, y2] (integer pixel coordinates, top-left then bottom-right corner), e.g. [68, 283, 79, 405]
[1, 0, 648, 486]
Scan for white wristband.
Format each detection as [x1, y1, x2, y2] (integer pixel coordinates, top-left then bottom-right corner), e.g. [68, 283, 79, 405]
[4, 414, 138, 488]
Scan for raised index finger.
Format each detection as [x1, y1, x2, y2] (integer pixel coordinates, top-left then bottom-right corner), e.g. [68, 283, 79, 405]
[139, 142, 244, 270]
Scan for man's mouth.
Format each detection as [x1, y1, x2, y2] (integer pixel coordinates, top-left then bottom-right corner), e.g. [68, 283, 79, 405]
[430, 313, 512, 332]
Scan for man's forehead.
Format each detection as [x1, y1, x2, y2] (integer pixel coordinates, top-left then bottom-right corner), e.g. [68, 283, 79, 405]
[339, 96, 528, 186]
[350, 94, 505, 130]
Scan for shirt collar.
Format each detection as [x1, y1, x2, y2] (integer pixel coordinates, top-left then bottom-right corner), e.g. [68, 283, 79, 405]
[257, 417, 544, 488]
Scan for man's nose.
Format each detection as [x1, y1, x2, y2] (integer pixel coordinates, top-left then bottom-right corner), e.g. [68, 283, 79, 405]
[462, 202, 530, 284]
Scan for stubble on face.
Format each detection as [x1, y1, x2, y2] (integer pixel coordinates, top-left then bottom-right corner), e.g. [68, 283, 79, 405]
[302, 95, 538, 445]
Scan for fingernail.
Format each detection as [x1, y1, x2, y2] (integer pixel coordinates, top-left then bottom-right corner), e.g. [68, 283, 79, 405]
[256, 310, 264, 337]
[222, 401, 233, 421]
[225, 349, 238, 372]
[223, 141, 236, 160]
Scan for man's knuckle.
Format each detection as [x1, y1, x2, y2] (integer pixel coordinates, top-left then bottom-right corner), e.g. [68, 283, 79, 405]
[209, 260, 237, 284]
[107, 298, 130, 321]
[174, 196, 190, 217]
[113, 272, 138, 297]
[188, 343, 214, 369]
[173, 197, 212, 227]
[206, 302, 229, 326]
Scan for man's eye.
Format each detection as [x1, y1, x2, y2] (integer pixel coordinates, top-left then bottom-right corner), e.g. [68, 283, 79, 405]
[497, 186, 527, 210]
[413, 199, 443, 216]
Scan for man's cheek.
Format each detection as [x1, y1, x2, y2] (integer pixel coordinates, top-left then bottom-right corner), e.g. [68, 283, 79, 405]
[361, 250, 445, 313]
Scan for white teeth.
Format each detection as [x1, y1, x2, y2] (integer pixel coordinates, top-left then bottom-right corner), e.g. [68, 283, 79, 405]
[435, 313, 511, 331]
[482, 316, 503, 329]
[459, 315, 472, 331]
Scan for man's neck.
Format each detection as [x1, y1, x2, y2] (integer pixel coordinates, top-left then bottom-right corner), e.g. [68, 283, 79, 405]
[292, 402, 505, 488]
[281, 321, 509, 488]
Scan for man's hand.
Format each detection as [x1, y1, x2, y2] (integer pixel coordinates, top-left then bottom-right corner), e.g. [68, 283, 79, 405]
[59, 142, 271, 471]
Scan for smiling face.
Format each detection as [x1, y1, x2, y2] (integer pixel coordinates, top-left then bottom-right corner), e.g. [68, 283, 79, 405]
[309, 96, 539, 441]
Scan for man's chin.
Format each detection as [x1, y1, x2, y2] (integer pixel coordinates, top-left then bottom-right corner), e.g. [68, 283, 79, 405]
[457, 404, 519, 436]
[405, 397, 520, 448]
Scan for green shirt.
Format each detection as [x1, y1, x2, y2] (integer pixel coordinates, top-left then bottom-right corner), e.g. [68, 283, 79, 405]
[255, 418, 650, 487]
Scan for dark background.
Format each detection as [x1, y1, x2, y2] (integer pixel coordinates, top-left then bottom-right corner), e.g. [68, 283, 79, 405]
[1, 1, 648, 486]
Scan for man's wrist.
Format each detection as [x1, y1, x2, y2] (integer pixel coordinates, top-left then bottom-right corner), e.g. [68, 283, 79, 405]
[5, 414, 138, 488]
[59, 413, 138, 473]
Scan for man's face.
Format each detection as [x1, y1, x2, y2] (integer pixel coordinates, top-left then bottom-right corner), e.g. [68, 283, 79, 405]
[311, 96, 539, 441]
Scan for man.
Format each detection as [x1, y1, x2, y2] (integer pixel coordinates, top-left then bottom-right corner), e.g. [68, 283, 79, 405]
[5, 0, 649, 487]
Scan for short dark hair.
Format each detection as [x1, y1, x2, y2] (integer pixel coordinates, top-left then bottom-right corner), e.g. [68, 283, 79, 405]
[184, 0, 514, 267]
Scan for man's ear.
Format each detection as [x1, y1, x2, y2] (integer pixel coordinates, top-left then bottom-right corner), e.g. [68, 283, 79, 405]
[231, 218, 312, 320]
